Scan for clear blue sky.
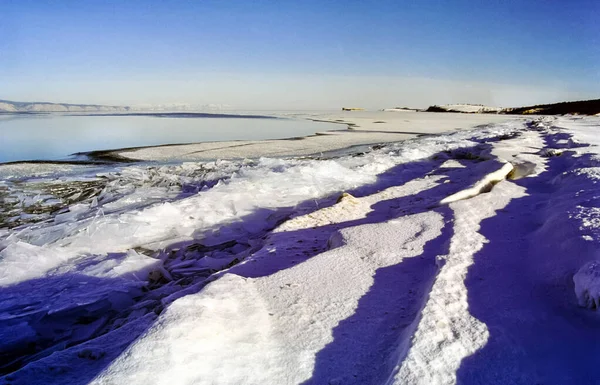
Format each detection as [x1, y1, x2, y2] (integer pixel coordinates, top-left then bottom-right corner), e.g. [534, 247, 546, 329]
[1, 0, 598, 109]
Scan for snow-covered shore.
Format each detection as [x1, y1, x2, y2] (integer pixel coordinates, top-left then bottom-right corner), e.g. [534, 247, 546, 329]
[1, 116, 600, 385]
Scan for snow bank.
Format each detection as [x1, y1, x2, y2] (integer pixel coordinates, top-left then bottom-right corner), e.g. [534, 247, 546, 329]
[92, 211, 445, 385]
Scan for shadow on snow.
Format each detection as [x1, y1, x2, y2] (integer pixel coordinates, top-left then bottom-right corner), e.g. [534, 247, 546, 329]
[1, 139, 512, 385]
[457, 132, 600, 384]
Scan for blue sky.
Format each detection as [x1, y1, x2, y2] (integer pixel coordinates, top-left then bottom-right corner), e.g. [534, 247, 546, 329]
[1, 0, 598, 109]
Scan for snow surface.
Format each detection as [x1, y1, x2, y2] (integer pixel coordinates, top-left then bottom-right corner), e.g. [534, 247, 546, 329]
[1, 116, 600, 385]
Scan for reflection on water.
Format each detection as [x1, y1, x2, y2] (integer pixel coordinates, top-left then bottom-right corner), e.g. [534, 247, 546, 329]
[0, 114, 331, 163]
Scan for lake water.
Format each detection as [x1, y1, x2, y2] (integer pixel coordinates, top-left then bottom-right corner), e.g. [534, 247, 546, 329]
[0, 114, 334, 163]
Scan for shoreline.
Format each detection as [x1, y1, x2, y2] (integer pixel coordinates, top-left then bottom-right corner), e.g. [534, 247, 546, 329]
[0, 111, 519, 166]
[97, 111, 519, 162]
[82, 129, 422, 163]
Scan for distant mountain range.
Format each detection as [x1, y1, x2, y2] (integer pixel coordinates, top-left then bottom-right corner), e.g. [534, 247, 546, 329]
[0, 99, 232, 113]
[0, 99, 130, 113]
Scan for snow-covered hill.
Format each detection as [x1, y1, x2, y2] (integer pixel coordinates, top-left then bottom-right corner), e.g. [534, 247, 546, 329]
[427, 99, 600, 115]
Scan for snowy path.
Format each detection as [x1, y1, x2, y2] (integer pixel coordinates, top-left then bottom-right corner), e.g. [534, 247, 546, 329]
[1, 117, 600, 384]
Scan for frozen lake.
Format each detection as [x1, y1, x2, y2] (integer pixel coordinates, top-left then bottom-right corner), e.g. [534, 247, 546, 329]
[0, 113, 334, 163]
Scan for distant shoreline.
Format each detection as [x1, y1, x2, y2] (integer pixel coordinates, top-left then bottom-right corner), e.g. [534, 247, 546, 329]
[426, 98, 600, 115]
[68, 112, 281, 119]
